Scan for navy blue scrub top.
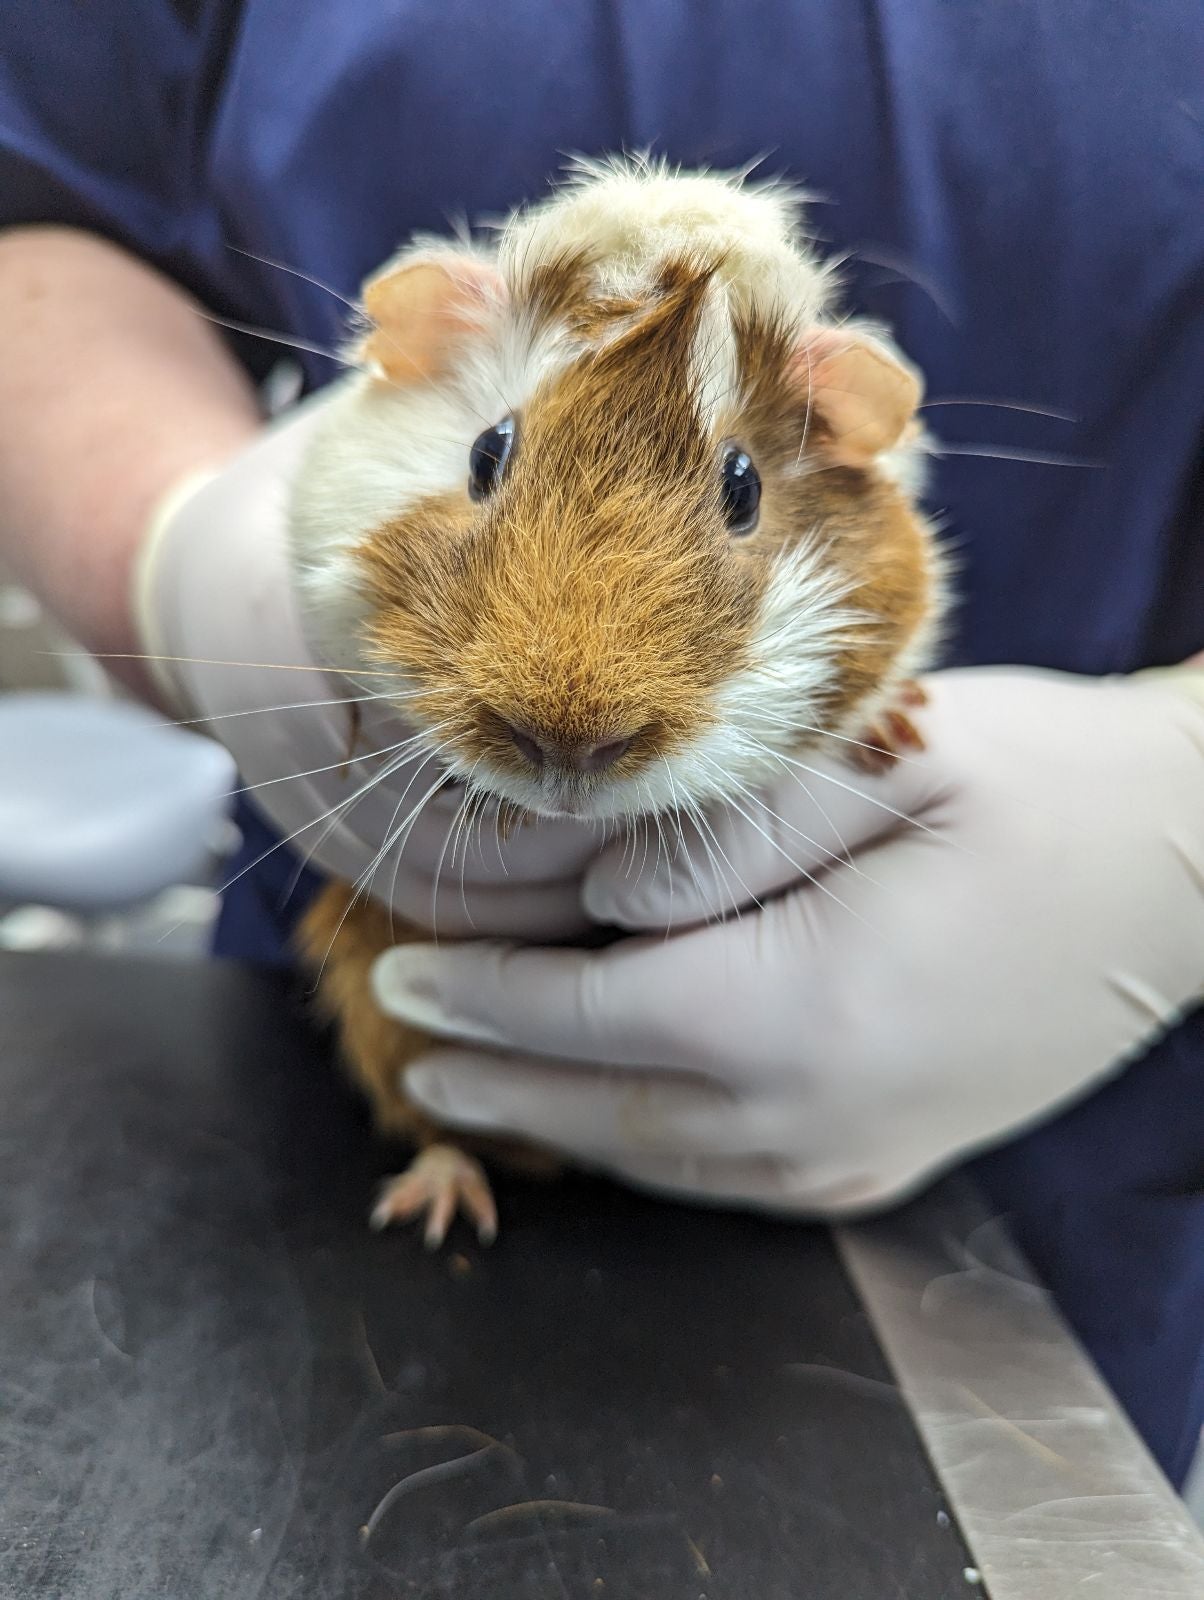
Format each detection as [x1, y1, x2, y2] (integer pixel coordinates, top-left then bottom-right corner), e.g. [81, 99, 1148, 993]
[3, 1, 1202, 1486]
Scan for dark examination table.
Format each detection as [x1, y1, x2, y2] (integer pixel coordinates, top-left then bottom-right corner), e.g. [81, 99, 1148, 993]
[2, 952, 1201, 1599]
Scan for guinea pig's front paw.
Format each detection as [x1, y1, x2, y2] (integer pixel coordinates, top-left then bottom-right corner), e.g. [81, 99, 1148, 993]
[370, 1142, 498, 1249]
[848, 680, 928, 773]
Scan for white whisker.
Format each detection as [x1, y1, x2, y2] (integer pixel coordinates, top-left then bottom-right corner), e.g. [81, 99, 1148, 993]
[165, 739, 424, 948]
[195, 308, 358, 367]
[694, 755, 880, 935]
[932, 442, 1105, 470]
[744, 707, 926, 766]
[231, 723, 448, 799]
[682, 791, 761, 921]
[730, 734, 881, 885]
[775, 750, 971, 852]
[174, 686, 432, 729]
[738, 733, 880, 886]
[921, 396, 1077, 423]
[67, 650, 405, 679]
[226, 245, 362, 317]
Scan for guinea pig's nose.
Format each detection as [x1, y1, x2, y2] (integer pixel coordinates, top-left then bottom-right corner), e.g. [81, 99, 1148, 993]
[504, 722, 637, 775]
[570, 732, 637, 774]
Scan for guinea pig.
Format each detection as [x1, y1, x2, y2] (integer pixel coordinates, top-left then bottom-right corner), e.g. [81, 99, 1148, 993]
[288, 155, 946, 1246]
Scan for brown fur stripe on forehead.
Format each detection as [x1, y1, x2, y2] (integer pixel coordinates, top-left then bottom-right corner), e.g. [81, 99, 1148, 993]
[592, 255, 719, 369]
[517, 258, 720, 496]
[732, 310, 837, 457]
[522, 247, 720, 348]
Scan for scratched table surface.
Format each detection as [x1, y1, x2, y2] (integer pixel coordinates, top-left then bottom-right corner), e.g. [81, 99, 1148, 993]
[0, 952, 979, 1599]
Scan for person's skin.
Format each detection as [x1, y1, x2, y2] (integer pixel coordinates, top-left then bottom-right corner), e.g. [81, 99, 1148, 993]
[0, 226, 261, 700]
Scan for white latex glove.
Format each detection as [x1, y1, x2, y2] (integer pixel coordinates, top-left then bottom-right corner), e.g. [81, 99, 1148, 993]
[373, 665, 1204, 1216]
[133, 388, 598, 938]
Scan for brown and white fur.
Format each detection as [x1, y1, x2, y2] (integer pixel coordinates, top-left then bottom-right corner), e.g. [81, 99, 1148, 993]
[288, 156, 946, 1245]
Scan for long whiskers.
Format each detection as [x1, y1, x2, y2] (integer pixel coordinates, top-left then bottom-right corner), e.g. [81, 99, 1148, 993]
[232, 723, 444, 800]
[677, 784, 763, 922]
[226, 246, 364, 320]
[158, 734, 428, 947]
[318, 745, 463, 977]
[278, 738, 450, 911]
[694, 754, 880, 935]
[830, 244, 960, 328]
[730, 735, 883, 887]
[175, 689, 407, 731]
[747, 704, 926, 766]
[921, 396, 1078, 423]
[737, 729, 863, 873]
[64, 650, 406, 679]
[930, 442, 1105, 470]
[770, 748, 970, 853]
[194, 308, 359, 368]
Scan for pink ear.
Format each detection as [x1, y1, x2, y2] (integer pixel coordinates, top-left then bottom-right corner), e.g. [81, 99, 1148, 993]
[789, 329, 923, 465]
[360, 254, 504, 385]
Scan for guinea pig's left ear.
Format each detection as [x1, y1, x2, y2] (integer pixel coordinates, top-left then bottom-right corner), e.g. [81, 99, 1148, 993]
[360, 253, 505, 385]
[790, 329, 923, 466]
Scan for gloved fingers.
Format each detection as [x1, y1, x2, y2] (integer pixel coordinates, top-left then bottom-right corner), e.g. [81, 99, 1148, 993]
[600, 1151, 885, 1214]
[583, 738, 948, 930]
[373, 781, 606, 883]
[374, 866, 594, 941]
[401, 1048, 936, 1218]
[401, 1048, 735, 1158]
[241, 761, 598, 937]
[372, 925, 743, 1070]
[602, 1148, 941, 1219]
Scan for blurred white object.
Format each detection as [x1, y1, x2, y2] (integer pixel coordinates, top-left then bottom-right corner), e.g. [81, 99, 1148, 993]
[0, 904, 85, 951]
[0, 692, 235, 914]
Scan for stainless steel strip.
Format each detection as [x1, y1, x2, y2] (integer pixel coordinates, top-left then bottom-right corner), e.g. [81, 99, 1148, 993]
[837, 1179, 1204, 1599]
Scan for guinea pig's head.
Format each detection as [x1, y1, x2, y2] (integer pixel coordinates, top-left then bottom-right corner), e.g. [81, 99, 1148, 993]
[291, 241, 940, 822]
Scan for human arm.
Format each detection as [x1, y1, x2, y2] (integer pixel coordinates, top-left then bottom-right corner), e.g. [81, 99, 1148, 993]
[0, 225, 262, 700]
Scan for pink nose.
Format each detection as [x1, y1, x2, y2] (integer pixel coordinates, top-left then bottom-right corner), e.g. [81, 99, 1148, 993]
[505, 722, 638, 775]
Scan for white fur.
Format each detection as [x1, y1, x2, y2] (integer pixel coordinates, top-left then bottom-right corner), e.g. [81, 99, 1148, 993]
[500, 152, 836, 329]
[289, 306, 573, 666]
[287, 155, 934, 823]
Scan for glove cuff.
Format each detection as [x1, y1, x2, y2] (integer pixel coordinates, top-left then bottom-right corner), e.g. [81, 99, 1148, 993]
[131, 467, 221, 718]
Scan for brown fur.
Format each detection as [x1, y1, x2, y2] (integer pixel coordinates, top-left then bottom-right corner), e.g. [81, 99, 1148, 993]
[356, 263, 761, 781]
[727, 310, 932, 725]
[299, 882, 558, 1177]
[301, 257, 935, 1222]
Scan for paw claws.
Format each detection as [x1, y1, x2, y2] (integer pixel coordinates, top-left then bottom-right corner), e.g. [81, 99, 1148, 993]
[884, 709, 925, 752]
[370, 1144, 498, 1249]
[850, 696, 927, 771]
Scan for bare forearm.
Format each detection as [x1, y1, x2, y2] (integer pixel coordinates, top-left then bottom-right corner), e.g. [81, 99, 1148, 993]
[0, 226, 262, 695]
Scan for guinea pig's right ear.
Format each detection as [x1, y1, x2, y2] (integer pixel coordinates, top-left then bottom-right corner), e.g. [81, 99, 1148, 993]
[360, 254, 505, 385]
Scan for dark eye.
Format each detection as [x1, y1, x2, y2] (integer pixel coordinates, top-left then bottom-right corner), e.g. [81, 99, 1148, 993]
[468, 416, 516, 501]
[720, 446, 761, 534]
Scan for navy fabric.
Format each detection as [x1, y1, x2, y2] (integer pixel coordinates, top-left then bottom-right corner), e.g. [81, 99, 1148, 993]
[213, 797, 326, 969]
[3, 0, 1202, 1483]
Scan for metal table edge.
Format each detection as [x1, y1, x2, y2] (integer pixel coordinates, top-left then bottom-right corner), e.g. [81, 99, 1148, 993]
[836, 1179, 1204, 1598]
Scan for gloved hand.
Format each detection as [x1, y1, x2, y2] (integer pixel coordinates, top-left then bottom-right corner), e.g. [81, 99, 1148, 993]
[133, 388, 598, 938]
[373, 664, 1204, 1216]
